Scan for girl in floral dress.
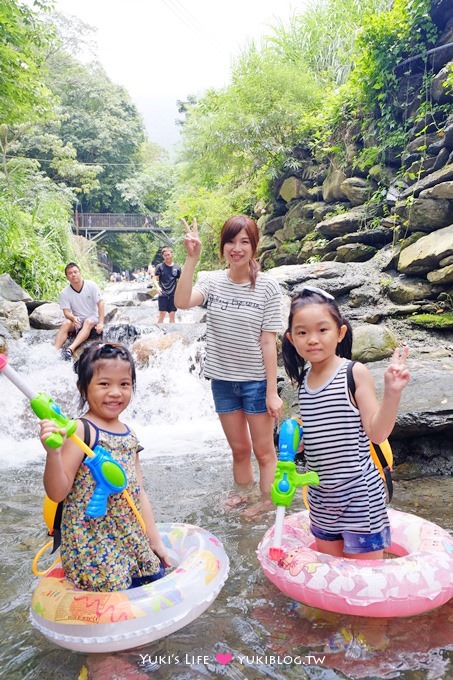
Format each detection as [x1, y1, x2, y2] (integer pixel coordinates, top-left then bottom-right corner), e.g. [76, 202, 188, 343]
[40, 343, 169, 591]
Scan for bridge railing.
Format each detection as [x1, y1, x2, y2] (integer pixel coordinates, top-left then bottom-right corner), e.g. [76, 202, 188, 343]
[75, 213, 160, 229]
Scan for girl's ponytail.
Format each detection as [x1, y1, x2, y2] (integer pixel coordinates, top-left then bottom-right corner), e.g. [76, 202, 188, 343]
[282, 330, 306, 385]
[338, 317, 353, 359]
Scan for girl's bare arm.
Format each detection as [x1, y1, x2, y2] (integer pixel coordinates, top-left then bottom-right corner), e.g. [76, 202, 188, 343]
[354, 347, 410, 443]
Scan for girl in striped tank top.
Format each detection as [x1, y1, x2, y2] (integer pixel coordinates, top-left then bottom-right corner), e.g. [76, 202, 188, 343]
[282, 287, 409, 560]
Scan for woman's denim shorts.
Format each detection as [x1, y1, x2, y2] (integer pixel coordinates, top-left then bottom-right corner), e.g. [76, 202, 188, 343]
[211, 379, 268, 415]
[310, 524, 391, 554]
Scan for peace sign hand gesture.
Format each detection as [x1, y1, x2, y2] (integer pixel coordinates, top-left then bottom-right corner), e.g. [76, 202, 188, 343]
[181, 218, 202, 260]
[384, 345, 410, 394]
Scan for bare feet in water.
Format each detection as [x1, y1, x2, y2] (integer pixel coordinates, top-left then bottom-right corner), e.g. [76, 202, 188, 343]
[241, 498, 275, 521]
[223, 488, 275, 519]
[223, 493, 249, 510]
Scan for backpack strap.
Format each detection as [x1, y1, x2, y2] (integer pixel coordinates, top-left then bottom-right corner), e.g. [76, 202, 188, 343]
[346, 360, 393, 501]
[346, 360, 357, 406]
[371, 442, 394, 502]
[50, 418, 91, 553]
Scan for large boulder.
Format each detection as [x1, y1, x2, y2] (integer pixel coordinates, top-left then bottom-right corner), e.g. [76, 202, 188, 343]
[427, 263, 453, 284]
[322, 166, 348, 202]
[398, 224, 453, 274]
[339, 177, 371, 206]
[0, 274, 32, 302]
[431, 64, 453, 104]
[29, 302, 64, 330]
[352, 324, 398, 362]
[419, 181, 453, 199]
[399, 163, 453, 199]
[394, 197, 453, 231]
[278, 176, 311, 203]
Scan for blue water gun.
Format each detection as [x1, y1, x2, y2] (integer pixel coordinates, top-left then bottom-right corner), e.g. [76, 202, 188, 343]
[269, 418, 319, 561]
[0, 353, 141, 523]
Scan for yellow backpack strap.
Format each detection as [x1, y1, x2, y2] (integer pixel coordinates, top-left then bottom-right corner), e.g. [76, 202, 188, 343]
[371, 441, 394, 501]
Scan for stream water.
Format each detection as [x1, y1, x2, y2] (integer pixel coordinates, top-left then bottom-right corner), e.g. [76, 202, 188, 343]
[0, 313, 451, 680]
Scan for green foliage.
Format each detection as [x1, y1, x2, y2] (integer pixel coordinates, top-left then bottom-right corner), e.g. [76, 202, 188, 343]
[346, 0, 437, 142]
[0, 176, 78, 299]
[117, 144, 176, 214]
[104, 233, 158, 273]
[355, 146, 383, 172]
[178, 47, 322, 194]
[268, 0, 388, 85]
[0, 0, 55, 125]
[5, 123, 102, 196]
[172, 0, 396, 233]
[0, 0, 445, 297]
[45, 53, 146, 212]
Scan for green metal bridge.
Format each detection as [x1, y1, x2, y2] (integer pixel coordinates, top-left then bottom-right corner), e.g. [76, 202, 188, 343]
[73, 212, 173, 245]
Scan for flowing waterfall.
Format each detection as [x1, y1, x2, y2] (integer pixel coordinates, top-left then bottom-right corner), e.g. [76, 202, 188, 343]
[0, 326, 224, 468]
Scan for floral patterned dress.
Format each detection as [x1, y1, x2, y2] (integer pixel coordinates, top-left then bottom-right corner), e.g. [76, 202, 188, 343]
[60, 421, 161, 591]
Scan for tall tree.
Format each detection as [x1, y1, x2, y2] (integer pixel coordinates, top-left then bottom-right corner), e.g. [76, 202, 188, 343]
[0, 0, 54, 125]
[45, 51, 146, 212]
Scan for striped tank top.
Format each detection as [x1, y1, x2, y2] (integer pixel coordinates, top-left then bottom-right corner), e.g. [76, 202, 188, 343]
[299, 359, 389, 534]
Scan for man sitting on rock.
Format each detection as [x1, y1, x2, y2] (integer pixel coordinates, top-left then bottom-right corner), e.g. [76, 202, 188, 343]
[55, 262, 104, 360]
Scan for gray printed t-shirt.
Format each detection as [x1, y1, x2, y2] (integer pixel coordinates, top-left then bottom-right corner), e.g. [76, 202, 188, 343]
[195, 270, 282, 381]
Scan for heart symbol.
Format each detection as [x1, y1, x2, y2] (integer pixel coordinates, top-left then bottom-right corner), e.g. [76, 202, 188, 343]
[215, 653, 233, 665]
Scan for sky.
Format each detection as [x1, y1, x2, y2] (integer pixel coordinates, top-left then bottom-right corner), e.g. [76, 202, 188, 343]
[53, 0, 310, 151]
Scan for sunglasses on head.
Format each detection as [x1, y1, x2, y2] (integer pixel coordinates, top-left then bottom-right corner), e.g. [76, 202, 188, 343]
[294, 285, 335, 301]
[93, 343, 129, 360]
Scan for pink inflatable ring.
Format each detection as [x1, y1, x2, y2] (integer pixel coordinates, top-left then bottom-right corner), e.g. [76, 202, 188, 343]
[257, 508, 453, 618]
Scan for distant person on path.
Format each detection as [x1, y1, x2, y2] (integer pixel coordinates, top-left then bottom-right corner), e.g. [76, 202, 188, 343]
[175, 215, 283, 513]
[155, 247, 181, 323]
[54, 263, 104, 360]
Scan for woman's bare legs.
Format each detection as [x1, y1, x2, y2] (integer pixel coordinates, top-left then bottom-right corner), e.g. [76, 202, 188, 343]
[246, 412, 277, 494]
[218, 410, 276, 493]
[218, 409, 277, 519]
[218, 410, 254, 487]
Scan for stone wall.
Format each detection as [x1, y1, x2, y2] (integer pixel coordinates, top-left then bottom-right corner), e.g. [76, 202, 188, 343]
[257, 2, 453, 331]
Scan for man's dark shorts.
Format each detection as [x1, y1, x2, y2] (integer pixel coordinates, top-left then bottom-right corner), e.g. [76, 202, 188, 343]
[68, 327, 103, 341]
[158, 294, 177, 313]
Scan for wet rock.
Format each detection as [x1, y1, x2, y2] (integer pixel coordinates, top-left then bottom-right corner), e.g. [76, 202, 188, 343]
[334, 243, 376, 262]
[132, 333, 184, 366]
[0, 299, 30, 334]
[322, 166, 348, 201]
[385, 278, 433, 304]
[419, 180, 453, 199]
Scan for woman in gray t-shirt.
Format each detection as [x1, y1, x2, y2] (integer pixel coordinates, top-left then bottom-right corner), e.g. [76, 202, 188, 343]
[175, 215, 283, 512]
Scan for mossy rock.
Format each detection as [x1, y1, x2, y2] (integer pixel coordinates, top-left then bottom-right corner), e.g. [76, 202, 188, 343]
[409, 313, 453, 330]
